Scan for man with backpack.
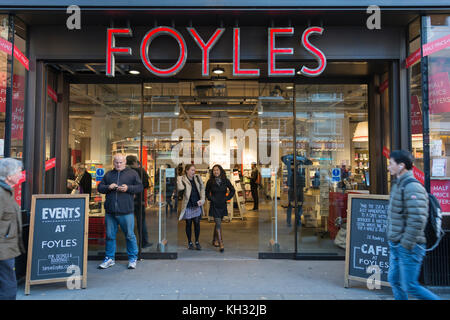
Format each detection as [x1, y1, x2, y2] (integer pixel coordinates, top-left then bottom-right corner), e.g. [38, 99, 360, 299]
[387, 150, 440, 300]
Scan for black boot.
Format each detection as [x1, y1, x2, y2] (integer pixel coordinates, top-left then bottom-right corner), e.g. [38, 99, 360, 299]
[217, 227, 224, 253]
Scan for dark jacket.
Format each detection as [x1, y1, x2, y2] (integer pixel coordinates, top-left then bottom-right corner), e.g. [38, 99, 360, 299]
[206, 178, 236, 218]
[79, 171, 92, 196]
[0, 180, 25, 260]
[288, 171, 305, 203]
[98, 167, 143, 215]
[130, 166, 150, 206]
[250, 168, 259, 187]
[387, 170, 428, 251]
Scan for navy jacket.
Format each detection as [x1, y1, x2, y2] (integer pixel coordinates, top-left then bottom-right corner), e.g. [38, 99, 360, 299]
[98, 167, 143, 215]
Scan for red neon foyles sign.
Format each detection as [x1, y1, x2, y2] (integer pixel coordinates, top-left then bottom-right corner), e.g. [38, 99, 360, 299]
[106, 28, 133, 77]
[106, 26, 327, 77]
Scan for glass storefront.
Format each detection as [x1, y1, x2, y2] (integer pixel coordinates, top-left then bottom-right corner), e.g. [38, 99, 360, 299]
[69, 84, 144, 257]
[424, 15, 450, 212]
[67, 77, 375, 258]
[295, 84, 369, 257]
[0, 15, 9, 159]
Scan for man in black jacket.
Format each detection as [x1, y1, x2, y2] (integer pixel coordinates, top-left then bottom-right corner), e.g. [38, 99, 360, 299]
[126, 155, 152, 249]
[97, 154, 143, 270]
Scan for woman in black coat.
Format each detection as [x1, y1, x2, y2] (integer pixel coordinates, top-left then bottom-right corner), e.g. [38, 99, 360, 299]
[205, 164, 235, 252]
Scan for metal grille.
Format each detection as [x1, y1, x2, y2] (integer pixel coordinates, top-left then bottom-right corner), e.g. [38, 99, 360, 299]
[423, 231, 450, 286]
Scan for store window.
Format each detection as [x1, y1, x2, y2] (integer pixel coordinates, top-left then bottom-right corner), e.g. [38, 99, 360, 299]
[424, 15, 450, 213]
[408, 17, 424, 172]
[0, 15, 9, 158]
[44, 67, 57, 193]
[11, 18, 27, 160]
[69, 83, 143, 257]
[294, 84, 369, 256]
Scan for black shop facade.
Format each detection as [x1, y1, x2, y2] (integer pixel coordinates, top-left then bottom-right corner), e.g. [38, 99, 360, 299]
[0, 2, 449, 285]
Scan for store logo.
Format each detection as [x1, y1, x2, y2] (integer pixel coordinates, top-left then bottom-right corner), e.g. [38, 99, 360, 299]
[366, 5, 381, 30]
[66, 5, 81, 30]
[106, 26, 326, 78]
[66, 265, 81, 290]
[366, 265, 381, 290]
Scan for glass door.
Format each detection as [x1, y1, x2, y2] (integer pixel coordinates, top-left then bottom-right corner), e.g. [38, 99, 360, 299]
[294, 83, 369, 258]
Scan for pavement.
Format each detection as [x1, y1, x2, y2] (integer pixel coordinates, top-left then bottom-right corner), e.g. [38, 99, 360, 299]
[16, 258, 450, 300]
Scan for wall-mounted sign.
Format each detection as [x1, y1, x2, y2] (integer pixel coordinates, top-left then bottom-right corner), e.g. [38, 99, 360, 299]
[332, 168, 341, 183]
[106, 26, 326, 78]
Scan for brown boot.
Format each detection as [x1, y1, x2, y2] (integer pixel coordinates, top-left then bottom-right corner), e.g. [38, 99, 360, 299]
[217, 227, 224, 253]
[212, 228, 219, 247]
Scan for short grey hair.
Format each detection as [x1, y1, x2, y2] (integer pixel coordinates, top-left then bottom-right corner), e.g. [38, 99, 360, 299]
[0, 158, 23, 180]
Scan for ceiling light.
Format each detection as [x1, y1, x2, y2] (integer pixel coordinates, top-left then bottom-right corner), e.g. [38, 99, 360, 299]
[144, 85, 152, 89]
[213, 67, 225, 75]
[257, 100, 263, 115]
[286, 86, 294, 90]
[174, 100, 180, 116]
[129, 70, 140, 75]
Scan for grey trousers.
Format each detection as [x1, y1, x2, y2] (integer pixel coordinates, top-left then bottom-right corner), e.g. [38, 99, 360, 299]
[214, 218, 222, 230]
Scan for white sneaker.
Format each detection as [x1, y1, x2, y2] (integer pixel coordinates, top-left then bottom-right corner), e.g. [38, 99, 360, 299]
[99, 257, 115, 269]
[128, 260, 137, 269]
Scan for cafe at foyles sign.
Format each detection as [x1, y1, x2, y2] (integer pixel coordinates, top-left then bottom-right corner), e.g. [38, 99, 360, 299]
[106, 26, 326, 77]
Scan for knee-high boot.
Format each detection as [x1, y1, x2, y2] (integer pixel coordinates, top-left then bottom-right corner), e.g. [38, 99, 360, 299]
[212, 227, 219, 247]
[217, 226, 224, 253]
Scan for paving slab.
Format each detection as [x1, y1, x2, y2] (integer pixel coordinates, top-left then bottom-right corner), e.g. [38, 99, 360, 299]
[16, 259, 450, 300]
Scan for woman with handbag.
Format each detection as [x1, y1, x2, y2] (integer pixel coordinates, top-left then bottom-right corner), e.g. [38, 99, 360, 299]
[205, 164, 235, 253]
[177, 164, 206, 250]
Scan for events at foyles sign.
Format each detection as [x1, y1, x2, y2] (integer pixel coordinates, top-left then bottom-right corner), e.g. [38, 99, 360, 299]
[25, 194, 89, 294]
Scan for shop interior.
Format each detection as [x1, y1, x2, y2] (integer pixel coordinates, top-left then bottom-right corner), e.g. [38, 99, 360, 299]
[63, 61, 384, 259]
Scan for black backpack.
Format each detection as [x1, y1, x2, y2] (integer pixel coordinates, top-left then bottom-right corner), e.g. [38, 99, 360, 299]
[401, 177, 445, 252]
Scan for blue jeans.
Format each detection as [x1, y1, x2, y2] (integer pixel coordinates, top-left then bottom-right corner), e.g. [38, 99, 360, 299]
[287, 204, 302, 226]
[105, 213, 138, 262]
[388, 241, 440, 300]
[0, 259, 16, 300]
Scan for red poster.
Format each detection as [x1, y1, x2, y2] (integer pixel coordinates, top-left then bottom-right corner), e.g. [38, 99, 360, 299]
[429, 72, 450, 114]
[47, 85, 58, 103]
[379, 79, 389, 94]
[383, 146, 390, 159]
[45, 157, 56, 171]
[0, 71, 6, 113]
[411, 95, 423, 134]
[14, 183, 22, 207]
[405, 48, 421, 68]
[423, 34, 450, 58]
[0, 37, 29, 70]
[431, 179, 450, 213]
[11, 74, 25, 140]
[413, 166, 425, 185]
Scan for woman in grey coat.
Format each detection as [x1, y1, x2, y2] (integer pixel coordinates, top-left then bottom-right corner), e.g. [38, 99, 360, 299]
[0, 158, 25, 300]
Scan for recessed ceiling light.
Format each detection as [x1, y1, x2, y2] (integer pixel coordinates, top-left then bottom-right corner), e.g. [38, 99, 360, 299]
[129, 70, 140, 75]
[144, 85, 152, 89]
[286, 86, 294, 90]
[212, 67, 225, 75]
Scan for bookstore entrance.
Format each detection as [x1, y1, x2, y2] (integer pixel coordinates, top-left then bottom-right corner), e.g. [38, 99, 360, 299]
[62, 60, 391, 260]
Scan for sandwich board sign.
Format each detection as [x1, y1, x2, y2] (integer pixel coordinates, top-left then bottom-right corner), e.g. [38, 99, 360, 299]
[344, 194, 391, 289]
[25, 194, 89, 294]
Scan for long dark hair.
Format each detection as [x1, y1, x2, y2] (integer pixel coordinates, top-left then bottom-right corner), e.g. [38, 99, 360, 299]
[208, 164, 227, 183]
